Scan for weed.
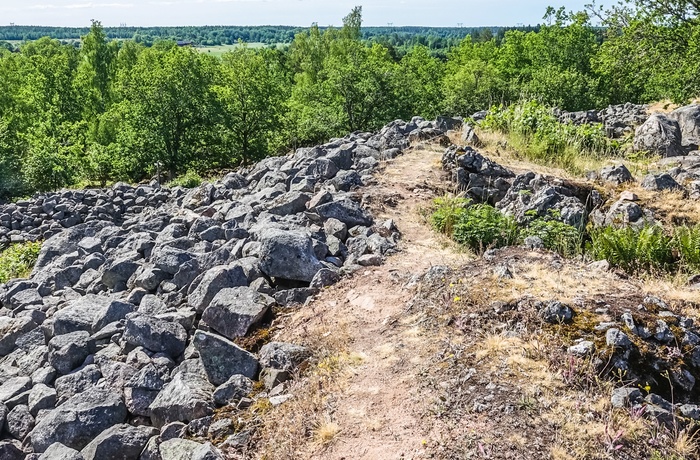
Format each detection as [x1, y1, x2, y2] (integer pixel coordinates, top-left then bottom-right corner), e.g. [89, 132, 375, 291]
[168, 169, 203, 188]
[522, 218, 584, 257]
[452, 204, 519, 252]
[672, 224, 700, 272]
[0, 241, 42, 284]
[430, 195, 471, 235]
[588, 225, 674, 275]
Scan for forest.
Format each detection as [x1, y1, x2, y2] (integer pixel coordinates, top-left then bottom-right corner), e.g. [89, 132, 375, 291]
[0, 0, 699, 200]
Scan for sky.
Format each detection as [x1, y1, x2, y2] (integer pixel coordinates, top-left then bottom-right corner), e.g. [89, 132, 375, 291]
[0, 0, 602, 28]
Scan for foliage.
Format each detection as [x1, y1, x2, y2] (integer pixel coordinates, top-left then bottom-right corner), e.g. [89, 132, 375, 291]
[452, 204, 520, 252]
[481, 101, 619, 173]
[0, 241, 42, 284]
[430, 196, 471, 235]
[522, 218, 584, 257]
[168, 169, 203, 188]
[672, 224, 700, 272]
[588, 225, 674, 274]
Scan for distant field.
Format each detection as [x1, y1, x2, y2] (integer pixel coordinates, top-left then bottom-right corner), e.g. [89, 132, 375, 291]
[197, 42, 266, 57]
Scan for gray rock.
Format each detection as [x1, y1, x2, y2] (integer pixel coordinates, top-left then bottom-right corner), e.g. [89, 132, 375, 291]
[680, 404, 700, 420]
[192, 443, 224, 460]
[5, 404, 34, 440]
[47, 331, 94, 375]
[259, 229, 323, 282]
[0, 377, 32, 404]
[39, 442, 84, 460]
[599, 164, 633, 185]
[30, 387, 127, 452]
[539, 301, 573, 324]
[193, 330, 259, 384]
[633, 114, 684, 157]
[148, 362, 214, 428]
[53, 296, 133, 336]
[606, 328, 632, 349]
[80, 423, 156, 460]
[160, 421, 186, 441]
[0, 440, 27, 460]
[201, 287, 273, 339]
[212, 375, 253, 406]
[123, 313, 187, 357]
[187, 265, 247, 312]
[309, 268, 341, 289]
[641, 173, 683, 191]
[54, 365, 101, 405]
[610, 387, 642, 408]
[671, 368, 695, 392]
[567, 340, 595, 357]
[259, 342, 311, 372]
[315, 199, 373, 228]
[102, 254, 141, 291]
[0, 316, 37, 356]
[605, 200, 643, 226]
[669, 104, 700, 149]
[158, 439, 201, 460]
[28, 384, 56, 417]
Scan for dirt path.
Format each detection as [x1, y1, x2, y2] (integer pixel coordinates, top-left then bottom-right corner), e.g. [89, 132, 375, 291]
[254, 145, 470, 459]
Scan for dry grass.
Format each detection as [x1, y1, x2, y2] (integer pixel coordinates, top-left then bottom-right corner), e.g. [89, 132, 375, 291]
[313, 420, 341, 445]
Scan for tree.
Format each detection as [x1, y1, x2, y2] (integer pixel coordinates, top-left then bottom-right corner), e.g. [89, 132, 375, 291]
[398, 45, 444, 119]
[216, 46, 289, 163]
[75, 21, 117, 121]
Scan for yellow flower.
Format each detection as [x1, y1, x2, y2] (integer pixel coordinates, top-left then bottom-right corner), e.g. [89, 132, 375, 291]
[454, 296, 461, 302]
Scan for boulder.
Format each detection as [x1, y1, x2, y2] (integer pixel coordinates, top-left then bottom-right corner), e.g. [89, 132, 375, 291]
[0, 316, 37, 356]
[633, 114, 684, 157]
[314, 199, 373, 228]
[47, 331, 94, 375]
[123, 313, 187, 358]
[5, 404, 34, 440]
[259, 342, 311, 372]
[193, 330, 260, 384]
[79, 424, 156, 460]
[148, 361, 215, 428]
[641, 173, 683, 191]
[0, 441, 27, 460]
[258, 229, 323, 283]
[201, 287, 273, 339]
[30, 387, 127, 452]
[212, 375, 253, 406]
[669, 104, 700, 149]
[39, 443, 84, 460]
[599, 164, 633, 185]
[187, 265, 247, 312]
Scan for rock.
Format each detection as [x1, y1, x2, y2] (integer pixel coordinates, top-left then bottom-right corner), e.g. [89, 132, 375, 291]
[39, 443, 84, 460]
[0, 377, 32, 404]
[102, 254, 141, 291]
[30, 387, 127, 452]
[606, 328, 632, 349]
[123, 313, 187, 358]
[671, 368, 695, 392]
[188, 266, 248, 312]
[461, 124, 482, 147]
[28, 384, 56, 417]
[568, 341, 595, 357]
[357, 254, 382, 266]
[669, 103, 700, 149]
[47, 331, 94, 375]
[53, 296, 133, 336]
[539, 301, 573, 324]
[212, 375, 254, 406]
[201, 287, 273, 340]
[0, 316, 37, 356]
[148, 362, 214, 428]
[610, 387, 642, 408]
[315, 199, 373, 228]
[259, 342, 311, 372]
[54, 365, 101, 405]
[5, 404, 34, 440]
[192, 442, 224, 460]
[258, 229, 323, 283]
[599, 164, 633, 185]
[633, 114, 684, 157]
[79, 423, 156, 460]
[309, 268, 340, 289]
[640, 173, 683, 191]
[619, 191, 639, 201]
[0, 440, 27, 460]
[680, 404, 700, 420]
[193, 330, 260, 384]
[604, 200, 643, 226]
[158, 439, 201, 460]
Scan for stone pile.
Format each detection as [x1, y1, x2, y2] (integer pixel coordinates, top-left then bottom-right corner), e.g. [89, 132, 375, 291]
[0, 117, 445, 458]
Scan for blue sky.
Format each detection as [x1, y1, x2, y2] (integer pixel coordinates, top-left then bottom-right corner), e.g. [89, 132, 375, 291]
[0, 0, 603, 27]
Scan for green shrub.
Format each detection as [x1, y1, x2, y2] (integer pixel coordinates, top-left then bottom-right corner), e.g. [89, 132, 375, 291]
[588, 225, 673, 274]
[452, 204, 519, 252]
[430, 196, 471, 235]
[672, 225, 700, 272]
[169, 170, 203, 188]
[0, 241, 42, 284]
[522, 219, 583, 257]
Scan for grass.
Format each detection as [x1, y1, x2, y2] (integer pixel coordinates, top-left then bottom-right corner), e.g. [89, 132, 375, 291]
[0, 241, 42, 284]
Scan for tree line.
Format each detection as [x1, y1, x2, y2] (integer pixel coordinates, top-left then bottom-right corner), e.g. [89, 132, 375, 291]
[0, 1, 698, 200]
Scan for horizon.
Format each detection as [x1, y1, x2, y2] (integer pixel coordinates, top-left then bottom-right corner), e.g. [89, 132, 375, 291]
[0, 1, 604, 29]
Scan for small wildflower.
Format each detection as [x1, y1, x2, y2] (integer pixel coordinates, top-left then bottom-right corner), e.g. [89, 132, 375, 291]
[454, 296, 461, 302]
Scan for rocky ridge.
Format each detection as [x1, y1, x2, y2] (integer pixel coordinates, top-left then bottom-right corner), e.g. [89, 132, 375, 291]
[0, 117, 445, 459]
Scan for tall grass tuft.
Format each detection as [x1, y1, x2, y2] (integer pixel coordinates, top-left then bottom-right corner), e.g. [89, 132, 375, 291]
[0, 241, 42, 284]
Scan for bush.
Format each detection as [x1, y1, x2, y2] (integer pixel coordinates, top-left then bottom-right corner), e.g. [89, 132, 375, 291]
[169, 170, 203, 188]
[588, 225, 674, 274]
[522, 219, 583, 257]
[672, 225, 700, 272]
[430, 196, 471, 235]
[0, 241, 42, 284]
[452, 204, 519, 252]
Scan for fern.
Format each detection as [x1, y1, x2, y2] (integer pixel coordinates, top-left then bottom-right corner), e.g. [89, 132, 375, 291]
[452, 204, 519, 252]
[588, 225, 673, 274]
[430, 195, 471, 235]
[673, 225, 700, 272]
